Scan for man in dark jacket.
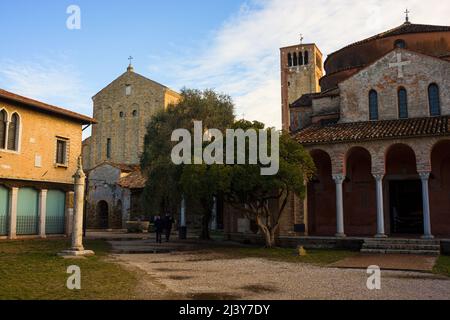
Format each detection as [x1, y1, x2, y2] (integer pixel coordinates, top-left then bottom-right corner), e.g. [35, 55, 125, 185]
[154, 216, 163, 244]
[164, 214, 174, 242]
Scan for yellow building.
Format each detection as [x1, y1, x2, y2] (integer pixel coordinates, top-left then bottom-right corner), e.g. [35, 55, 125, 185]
[0, 88, 95, 239]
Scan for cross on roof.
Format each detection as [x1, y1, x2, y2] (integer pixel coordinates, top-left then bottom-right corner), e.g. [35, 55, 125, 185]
[389, 53, 411, 78]
[405, 9, 410, 23]
[128, 56, 133, 65]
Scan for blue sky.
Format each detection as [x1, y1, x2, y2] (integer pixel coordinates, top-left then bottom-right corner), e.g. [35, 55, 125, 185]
[1, 0, 449, 131]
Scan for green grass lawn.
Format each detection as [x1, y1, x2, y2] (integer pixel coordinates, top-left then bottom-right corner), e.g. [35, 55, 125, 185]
[0, 239, 139, 300]
[433, 255, 450, 277]
[216, 246, 358, 266]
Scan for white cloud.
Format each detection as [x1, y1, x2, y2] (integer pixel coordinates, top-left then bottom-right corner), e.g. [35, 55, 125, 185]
[0, 56, 91, 117]
[154, 0, 450, 129]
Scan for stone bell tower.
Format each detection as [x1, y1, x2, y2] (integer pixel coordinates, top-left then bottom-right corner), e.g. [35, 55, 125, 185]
[280, 39, 323, 131]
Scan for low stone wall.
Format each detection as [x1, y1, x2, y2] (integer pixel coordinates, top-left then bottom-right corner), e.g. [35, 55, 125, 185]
[224, 233, 363, 250]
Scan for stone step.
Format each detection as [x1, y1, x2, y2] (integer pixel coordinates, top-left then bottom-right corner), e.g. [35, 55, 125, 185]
[362, 243, 440, 251]
[364, 239, 440, 245]
[361, 248, 440, 256]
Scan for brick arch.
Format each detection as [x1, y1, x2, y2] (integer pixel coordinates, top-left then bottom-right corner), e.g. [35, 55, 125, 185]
[307, 149, 336, 236]
[343, 146, 372, 177]
[430, 139, 450, 236]
[385, 143, 417, 175]
[343, 146, 376, 236]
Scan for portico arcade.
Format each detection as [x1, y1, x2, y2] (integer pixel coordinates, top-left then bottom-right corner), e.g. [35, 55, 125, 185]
[306, 137, 450, 238]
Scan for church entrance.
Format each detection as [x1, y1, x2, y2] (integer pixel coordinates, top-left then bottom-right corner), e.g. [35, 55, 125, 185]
[96, 201, 109, 229]
[389, 180, 423, 235]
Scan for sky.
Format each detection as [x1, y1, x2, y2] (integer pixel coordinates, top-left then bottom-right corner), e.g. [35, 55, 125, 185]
[1, 0, 449, 134]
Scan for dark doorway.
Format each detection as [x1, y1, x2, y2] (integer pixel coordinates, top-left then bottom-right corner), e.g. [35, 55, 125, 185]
[389, 180, 423, 234]
[97, 201, 109, 229]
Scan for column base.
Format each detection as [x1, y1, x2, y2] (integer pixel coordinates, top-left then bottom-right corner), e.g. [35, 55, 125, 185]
[421, 235, 435, 240]
[58, 250, 95, 258]
[375, 234, 388, 238]
[335, 233, 346, 238]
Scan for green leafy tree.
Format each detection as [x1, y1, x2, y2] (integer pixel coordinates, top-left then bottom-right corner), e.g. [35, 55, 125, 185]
[141, 88, 235, 238]
[224, 120, 315, 248]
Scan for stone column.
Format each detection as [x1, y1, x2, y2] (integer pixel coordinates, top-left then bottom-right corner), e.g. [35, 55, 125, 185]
[59, 157, 94, 257]
[65, 191, 74, 237]
[332, 174, 346, 238]
[180, 196, 186, 227]
[8, 187, 18, 240]
[179, 196, 187, 240]
[210, 196, 218, 231]
[39, 189, 48, 239]
[373, 175, 387, 238]
[419, 172, 434, 239]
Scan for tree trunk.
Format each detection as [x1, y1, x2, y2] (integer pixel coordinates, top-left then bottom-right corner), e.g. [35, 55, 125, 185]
[200, 200, 212, 240]
[261, 228, 277, 248]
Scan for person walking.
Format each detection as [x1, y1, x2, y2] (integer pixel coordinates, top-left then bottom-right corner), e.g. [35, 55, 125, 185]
[164, 214, 174, 242]
[154, 216, 163, 244]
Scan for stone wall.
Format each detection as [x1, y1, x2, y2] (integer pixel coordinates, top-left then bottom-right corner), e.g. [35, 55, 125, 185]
[83, 68, 180, 170]
[280, 44, 323, 130]
[0, 100, 83, 185]
[339, 49, 450, 123]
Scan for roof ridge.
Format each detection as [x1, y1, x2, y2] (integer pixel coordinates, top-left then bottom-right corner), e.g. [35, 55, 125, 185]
[0, 88, 95, 124]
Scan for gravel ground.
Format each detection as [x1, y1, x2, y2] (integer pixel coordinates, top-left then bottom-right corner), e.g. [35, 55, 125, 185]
[114, 251, 450, 300]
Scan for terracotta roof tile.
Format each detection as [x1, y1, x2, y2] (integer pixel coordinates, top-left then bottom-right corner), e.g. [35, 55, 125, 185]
[118, 169, 147, 189]
[0, 88, 95, 124]
[327, 23, 450, 61]
[294, 116, 450, 145]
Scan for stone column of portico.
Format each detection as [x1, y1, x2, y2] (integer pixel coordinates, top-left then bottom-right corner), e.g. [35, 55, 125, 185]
[8, 187, 19, 240]
[332, 174, 346, 238]
[39, 189, 48, 238]
[419, 172, 434, 239]
[373, 175, 387, 238]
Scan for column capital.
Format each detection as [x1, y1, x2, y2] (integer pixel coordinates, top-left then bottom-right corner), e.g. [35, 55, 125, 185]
[419, 172, 431, 180]
[372, 174, 385, 181]
[332, 174, 345, 184]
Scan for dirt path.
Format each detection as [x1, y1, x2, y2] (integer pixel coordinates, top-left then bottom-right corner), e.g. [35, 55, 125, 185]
[113, 249, 450, 300]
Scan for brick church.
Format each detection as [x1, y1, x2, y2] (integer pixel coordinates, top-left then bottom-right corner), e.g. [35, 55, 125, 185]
[82, 63, 180, 229]
[279, 17, 450, 240]
[226, 17, 450, 239]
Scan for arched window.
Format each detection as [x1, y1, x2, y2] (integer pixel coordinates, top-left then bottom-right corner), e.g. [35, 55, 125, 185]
[0, 110, 6, 149]
[7, 113, 19, 151]
[394, 39, 406, 49]
[369, 90, 379, 120]
[428, 83, 441, 116]
[298, 52, 304, 66]
[398, 87, 408, 119]
[287, 53, 292, 67]
[304, 51, 309, 65]
[293, 53, 298, 66]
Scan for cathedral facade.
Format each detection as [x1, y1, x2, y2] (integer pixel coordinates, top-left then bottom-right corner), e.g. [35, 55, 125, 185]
[82, 65, 180, 229]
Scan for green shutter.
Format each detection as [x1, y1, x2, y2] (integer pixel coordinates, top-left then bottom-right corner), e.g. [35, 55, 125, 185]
[17, 188, 39, 235]
[0, 186, 9, 236]
[46, 190, 66, 234]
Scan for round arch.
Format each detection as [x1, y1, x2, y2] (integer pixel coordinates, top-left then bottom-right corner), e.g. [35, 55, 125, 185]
[307, 149, 336, 236]
[430, 139, 450, 236]
[385, 143, 417, 175]
[343, 146, 376, 236]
